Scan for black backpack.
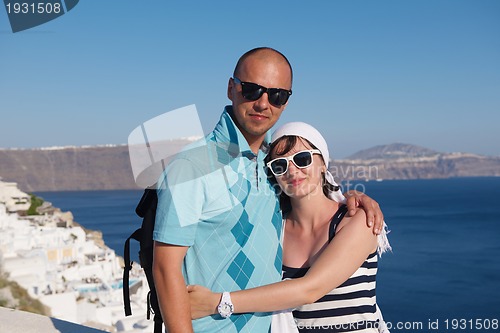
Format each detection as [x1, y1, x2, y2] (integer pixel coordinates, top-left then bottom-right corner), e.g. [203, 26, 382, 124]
[123, 189, 163, 333]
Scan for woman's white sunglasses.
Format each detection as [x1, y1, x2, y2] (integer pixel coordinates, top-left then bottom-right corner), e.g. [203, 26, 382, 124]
[266, 149, 321, 176]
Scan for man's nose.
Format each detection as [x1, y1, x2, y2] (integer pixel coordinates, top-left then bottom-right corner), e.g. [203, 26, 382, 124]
[253, 92, 270, 110]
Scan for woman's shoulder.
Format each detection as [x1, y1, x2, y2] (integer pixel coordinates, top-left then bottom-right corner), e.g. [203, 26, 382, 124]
[334, 207, 377, 252]
[336, 207, 367, 233]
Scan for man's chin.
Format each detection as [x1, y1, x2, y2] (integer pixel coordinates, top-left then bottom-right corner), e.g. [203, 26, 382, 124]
[244, 123, 271, 137]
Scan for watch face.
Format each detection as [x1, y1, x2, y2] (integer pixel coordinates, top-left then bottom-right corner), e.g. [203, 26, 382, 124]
[219, 302, 234, 317]
[218, 292, 234, 318]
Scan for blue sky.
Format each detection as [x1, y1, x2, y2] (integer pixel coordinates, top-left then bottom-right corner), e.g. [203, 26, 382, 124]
[1, 0, 499, 158]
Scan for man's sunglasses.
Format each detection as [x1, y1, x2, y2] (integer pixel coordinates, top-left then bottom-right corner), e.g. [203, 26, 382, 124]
[233, 77, 292, 107]
[267, 150, 321, 176]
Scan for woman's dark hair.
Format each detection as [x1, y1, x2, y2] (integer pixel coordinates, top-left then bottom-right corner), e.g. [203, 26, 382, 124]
[265, 135, 339, 214]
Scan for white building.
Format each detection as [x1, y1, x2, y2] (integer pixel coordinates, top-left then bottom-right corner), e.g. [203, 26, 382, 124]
[0, 181, 152, 332]
[0, 181, 30, 212]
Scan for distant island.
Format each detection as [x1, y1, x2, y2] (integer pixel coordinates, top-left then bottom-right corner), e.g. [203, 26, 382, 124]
[1, 143, 499, 192]
[333, 143, 500, 181]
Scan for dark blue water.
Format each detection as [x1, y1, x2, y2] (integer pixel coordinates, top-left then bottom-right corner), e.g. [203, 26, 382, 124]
[36, 177, 500, 332]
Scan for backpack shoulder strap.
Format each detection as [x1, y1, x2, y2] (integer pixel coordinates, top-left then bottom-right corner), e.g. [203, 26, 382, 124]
[123, 227, 142, 316]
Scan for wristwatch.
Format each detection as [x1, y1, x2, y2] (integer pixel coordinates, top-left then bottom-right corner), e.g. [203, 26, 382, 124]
[217, 292, 234, 318]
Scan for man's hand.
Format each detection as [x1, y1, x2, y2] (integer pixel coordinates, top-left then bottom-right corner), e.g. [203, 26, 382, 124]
[344, 190, 384, 235]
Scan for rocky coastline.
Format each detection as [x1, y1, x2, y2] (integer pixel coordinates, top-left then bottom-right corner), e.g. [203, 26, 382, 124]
[1, 143, 499, 193]
[0, 180, 150, 332]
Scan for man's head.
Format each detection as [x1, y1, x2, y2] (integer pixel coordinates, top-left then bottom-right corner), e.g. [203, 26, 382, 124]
[228, 47, 293, 152]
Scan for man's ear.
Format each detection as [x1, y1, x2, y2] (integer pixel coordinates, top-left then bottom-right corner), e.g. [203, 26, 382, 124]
[227, 78, 234, 101]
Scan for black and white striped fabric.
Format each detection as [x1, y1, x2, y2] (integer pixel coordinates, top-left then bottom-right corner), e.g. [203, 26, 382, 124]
[282, 205, 380, 333]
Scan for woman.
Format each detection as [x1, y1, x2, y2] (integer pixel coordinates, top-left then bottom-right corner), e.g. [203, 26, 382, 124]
[188, 122, 391, 332]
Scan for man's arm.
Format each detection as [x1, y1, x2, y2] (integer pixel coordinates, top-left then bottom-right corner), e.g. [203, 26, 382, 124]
[344, 190, 384, 234]
[153, 241, 193, 333]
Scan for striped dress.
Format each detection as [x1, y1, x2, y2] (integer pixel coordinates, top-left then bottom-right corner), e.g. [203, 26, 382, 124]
[282, 205, 380, 333]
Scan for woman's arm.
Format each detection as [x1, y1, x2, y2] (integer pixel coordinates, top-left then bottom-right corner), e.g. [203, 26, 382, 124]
[188, 209, 377, 318]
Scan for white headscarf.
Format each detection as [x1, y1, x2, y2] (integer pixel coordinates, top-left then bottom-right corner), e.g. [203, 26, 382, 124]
[271, 122, 391, 256]
[271, 121, 346, 204]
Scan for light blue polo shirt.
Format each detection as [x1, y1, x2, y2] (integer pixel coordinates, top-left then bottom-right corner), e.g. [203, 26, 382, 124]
[153, 106, 283, 333]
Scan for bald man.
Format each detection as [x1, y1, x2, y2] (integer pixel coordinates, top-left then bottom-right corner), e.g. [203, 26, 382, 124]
[152, 47, 383, 333]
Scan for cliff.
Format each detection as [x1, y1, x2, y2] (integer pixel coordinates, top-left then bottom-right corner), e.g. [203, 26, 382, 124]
[334, 143, 500, 180]
[0, 145, 136, 192]
[1, 143, 499, 192]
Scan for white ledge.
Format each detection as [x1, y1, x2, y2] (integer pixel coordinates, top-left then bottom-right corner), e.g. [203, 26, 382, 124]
[0, 307, 108, 333]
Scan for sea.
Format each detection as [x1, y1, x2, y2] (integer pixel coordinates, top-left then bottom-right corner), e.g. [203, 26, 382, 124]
[35, 177, 500, 333]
